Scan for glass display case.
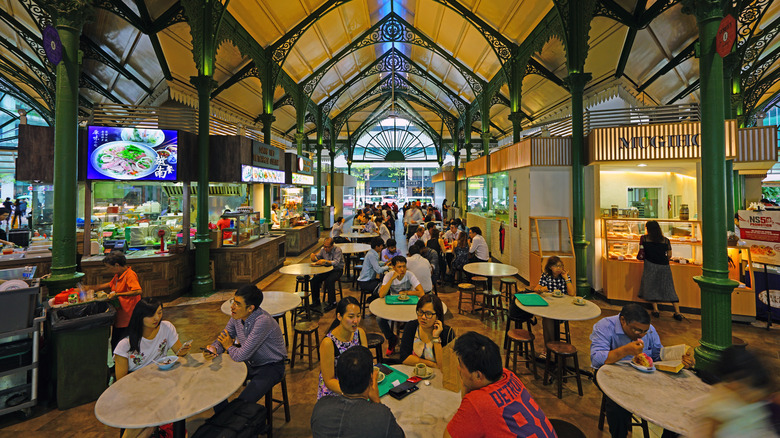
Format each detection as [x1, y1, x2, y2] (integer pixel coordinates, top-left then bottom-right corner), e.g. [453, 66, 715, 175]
[602, 218, 701, 264]
[220, 211, 261, 247]
[467, 176, 487, 213]
[491, 172, 509, 222]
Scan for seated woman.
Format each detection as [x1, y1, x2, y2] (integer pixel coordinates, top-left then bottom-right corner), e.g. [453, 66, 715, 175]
[400, 294, 454, 369]
[317, 297, 371, 400]
[113, 298, 191, 438]
[533, 256, 574, 347]
[450, 232, 470, 282]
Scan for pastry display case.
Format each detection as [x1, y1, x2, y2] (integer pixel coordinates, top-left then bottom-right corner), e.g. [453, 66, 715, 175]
[602, 218, 701, 265]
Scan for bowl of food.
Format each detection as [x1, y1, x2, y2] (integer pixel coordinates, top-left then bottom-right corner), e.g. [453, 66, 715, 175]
[155, 355, 179, 370]
[376, 371, 385, 383]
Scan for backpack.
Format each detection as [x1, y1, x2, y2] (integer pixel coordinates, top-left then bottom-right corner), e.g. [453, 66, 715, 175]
[191, 399, 268, 438]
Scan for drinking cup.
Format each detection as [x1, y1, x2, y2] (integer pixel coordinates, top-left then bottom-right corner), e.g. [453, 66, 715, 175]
[415, 363, 428, 376]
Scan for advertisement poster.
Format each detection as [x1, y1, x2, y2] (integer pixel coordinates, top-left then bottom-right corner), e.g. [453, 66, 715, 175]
[737, 209, 780, 265]
[87, 126, 177, 181]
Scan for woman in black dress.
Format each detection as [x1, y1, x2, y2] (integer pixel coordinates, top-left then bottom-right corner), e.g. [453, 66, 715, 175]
[638, 220, 682, 320]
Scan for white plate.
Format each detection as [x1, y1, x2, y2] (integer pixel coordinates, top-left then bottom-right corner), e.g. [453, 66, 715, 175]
[629, 361, 655, 373]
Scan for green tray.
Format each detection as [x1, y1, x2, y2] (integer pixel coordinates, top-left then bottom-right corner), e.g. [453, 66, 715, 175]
[385, 295, 419, 305]
[514, 293, 549, 306]
[378, 366, 409, 397]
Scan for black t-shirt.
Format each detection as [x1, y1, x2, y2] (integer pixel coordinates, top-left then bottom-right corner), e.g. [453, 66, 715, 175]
[399, 319, 454, 363]
[642, 236, 671, 265]
[311, 394, 404, 438]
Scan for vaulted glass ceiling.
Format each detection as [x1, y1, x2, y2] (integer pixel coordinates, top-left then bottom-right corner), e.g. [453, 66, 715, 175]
[353, 117, 437, 162]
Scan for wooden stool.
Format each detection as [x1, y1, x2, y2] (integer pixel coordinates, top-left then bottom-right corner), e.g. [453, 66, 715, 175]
[273, 313, 289, 348]
[321, 280, 344, 305]
[558, 320, 571, 343]
[291, 321, 320, 370]
[549, 419, 586, 438]
[500, 277, 519, 310]
[359, 287, 374, 316]
[481, 289, 504, 322]
[352, 264, 363, 289]
[505, 328, 537, 379]
[294, 275, 307, 293]
[732, 336, 748, 349]
[471, 276, 488, 291]
[457, 283, 476, 314]
[366, 332, 385, 364]
[543, 342, 583, 399]
[264, 375, 291, 438]
[598, 392, 650, 438]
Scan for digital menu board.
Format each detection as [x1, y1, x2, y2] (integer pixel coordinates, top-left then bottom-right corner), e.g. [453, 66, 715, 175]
[241, 165, 284, 183]
[292, 173, 314, 185]
[87, 126, 177, 181]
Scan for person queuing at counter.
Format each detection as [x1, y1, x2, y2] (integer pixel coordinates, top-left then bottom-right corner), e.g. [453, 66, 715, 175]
[310, 346, 403, 438]
[270, 203, 280, 229]
[404, 203, 424, 238]
[406, 243, 433, 294]
[318, 297, 369, 399]
[442, 199, 449, 219]
[204, 285, 287, 410]
[357, 237, 390, 296]
[533, 256, 574, 347]
[638, 220, 683, 321]
[377, 256, 425, 356]
[375, 216, 391, 243]
[467, 227, 489, 263]
[381, 238, 401, 263]
[310, 238, 345, 312]
[331, 217, 348, 243]
[408, 225, 425, 248]
[113, 298, 191, 438]
[83, 250, 143, 351]
[590, 303, 694, 438]
[400, 295, 454, 369]
[445, 332, 556, 438]
[0, 209, 17, 245]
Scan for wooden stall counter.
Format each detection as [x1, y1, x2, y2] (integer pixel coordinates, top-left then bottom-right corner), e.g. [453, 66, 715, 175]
[0, 253, 52, 281]
[210, 234, 286, 288]
[82, 250, 192, 298]
[278, 221, 320, 255]
[601, 258, 755, 319]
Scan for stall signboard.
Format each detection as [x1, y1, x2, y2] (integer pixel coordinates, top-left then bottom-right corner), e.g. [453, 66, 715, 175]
[87, 126, 177, 180]
[297, 156, 313, 175]
[738, 209, 780, 265]
[292, 173, 314, 185]
[252, 141, 282, 170]
[242, 165, 284, 183]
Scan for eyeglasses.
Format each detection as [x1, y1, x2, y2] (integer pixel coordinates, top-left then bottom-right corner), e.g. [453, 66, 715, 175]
[229, 298, 245, 308]
[416, 310, 436, 319]
[627, 325, 648, 336]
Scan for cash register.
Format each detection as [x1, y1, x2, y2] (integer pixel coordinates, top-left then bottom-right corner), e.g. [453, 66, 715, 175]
[102, 239, 126, 254]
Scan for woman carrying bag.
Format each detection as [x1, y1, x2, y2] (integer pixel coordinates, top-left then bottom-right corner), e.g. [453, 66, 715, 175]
[638, 220, 683, 321]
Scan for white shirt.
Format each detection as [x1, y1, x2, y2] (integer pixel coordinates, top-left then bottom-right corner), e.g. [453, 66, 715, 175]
[271, 210, 280, 228]
[114, 321, 179, 373]
[406, 254, 433, 293]
[378, 224, 391, 242]
[469, 234, 489, 261]
[444, 229, 461, 242]
[404, 208, 423, 226]
[422, 230, 431, 243]
[408, 233, 423, 248]
[331, 221, 344, 238]
[381, 270, 421, 294]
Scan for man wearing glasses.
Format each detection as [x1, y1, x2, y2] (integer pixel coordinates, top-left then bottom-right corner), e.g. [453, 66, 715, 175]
[310, 237, 345, 312]
[204, 284, 287, 410]
[590, 303, 694, 438]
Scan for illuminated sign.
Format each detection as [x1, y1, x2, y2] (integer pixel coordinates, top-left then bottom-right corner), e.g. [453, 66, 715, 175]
[242, 165, 284, 183]
[292, 173, 314, 185]
[87, 126, 177, 181]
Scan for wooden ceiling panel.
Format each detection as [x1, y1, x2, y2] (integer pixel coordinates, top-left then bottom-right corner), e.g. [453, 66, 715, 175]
[217, 77, 264, 116]
[125, 35, 164, 86]
[521, 76, 569, 114]
[146, 0, 179, 21]
[229, 1, 283, 47]
[643, 59, 698, 103]
[273, 85, 287, 102]
[623, 28, 674, 84]
[583, 19, 629, 79]
[500, 1, 555, 44]
[110, 76, 147, 104]
[158, 24, 198, 80]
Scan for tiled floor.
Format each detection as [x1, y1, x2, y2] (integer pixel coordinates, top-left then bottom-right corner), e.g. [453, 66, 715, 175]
[1, 218, 779, 437]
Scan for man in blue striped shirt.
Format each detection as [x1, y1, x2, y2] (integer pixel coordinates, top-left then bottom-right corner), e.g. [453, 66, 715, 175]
[205, 284, 287, 409]
[357, 237, 389, 296]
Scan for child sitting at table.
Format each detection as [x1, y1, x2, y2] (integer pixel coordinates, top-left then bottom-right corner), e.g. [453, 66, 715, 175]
[113, 298, 190, 438]
[533, 256, 574, 347]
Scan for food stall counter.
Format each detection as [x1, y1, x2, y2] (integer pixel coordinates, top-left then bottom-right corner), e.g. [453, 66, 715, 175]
[210, 234, 286, 288]
[278, 221, 320, 255]
[81, 250, 192, 298]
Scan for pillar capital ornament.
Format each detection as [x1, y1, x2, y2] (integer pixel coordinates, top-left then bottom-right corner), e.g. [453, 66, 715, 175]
[680, 0, 725, 23]
[507, 112, 524, 124]
[189, 75, 217, 91]
[481, 132, 491, 142]
[257, 113, 276, 126]
[295, 132, 305, 142]
[43, 0, 93, 29]
[564, 72, 592, 93]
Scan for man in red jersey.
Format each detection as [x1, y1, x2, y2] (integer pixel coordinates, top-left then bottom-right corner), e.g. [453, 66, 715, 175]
[445, 332, 557, 438]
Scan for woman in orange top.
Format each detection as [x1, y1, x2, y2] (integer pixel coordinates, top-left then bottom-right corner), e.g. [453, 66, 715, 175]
[84, 250, 143, 351]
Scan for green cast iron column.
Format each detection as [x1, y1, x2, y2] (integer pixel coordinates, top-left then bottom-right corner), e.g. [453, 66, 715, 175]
[295, 132, 304, 156]
[330, 151, 336, 207]
[191, 75, 216, 296]
[508, 112, 523, 144]
[567, 72, 592, 297]
[258, 113, 275, 145]
[453, 150, 460, 210]
[44, 5, 90, 294]
[733, 170, 743, 211]
[316, 145, 323, 223]
[724, 57, 736, 232]
[683, 0, 738, 370]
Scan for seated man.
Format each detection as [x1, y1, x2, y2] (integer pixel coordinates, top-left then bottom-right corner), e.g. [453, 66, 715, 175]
[310, 238, 345, 312]
[357, 237, 390, 295]
[421, 221, 436, 243]
[205, 285, 287, 409]
[467, 227, 489, 263]
[590, 303, 694, 438]
[311, 346, 404, 438]
[381, 238, 401, 262]
[445, 332, 555, 438]
[408, 225, 425, 248]
[377, 256, 425, 356]
[406, 243, 433, 294]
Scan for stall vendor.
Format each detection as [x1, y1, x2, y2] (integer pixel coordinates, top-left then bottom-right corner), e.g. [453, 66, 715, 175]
[271, 203, 281, 229]
[0, 209, 16, 246]
[216, 209, 233, 240]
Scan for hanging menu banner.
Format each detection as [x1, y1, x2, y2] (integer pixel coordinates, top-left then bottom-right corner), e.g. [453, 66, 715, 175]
[737, 209, 780, 265]
[252, 141, 282, 170]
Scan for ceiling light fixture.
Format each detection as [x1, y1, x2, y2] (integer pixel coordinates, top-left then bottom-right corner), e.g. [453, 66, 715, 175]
[637, 163, 647, 167]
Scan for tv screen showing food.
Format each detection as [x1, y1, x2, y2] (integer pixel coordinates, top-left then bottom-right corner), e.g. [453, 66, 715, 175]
[87, 126, 178, 181]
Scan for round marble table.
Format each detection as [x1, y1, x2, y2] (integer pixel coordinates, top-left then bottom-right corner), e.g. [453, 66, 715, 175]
[335, 243, 371, 254]
[383, 365, 461, 438]
[369, 297, 448, 322]
[463, 262, 518, 293]
[341, 232, 379, 241]
[220, 291, 301, 317]
[515, 292, 602, 321]
[95, 353, 246, 437]
[596, 363, 712, 435]
[279, 264, 333, 319]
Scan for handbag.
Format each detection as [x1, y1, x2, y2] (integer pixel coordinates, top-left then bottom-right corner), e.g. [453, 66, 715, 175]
[637, 236, 645, 260]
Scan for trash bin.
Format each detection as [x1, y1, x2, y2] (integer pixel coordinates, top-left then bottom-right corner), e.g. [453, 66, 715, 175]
[48, 301, 115, 409]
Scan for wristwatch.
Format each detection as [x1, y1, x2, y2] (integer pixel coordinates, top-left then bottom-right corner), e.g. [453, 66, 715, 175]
[432, 337, 441, 344]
